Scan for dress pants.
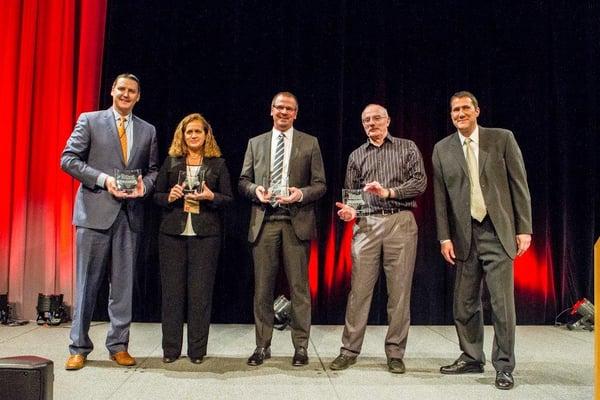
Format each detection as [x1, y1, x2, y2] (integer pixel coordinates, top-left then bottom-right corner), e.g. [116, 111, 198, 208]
[252, 219, 311, 349]
[159, 233, 220, 359]
[341, 211, 418, 359]
[453, 216, 516, 373]
[69, 209, 138, 356]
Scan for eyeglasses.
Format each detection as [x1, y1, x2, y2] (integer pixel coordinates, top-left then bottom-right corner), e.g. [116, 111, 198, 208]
[272, 105, 297, 112]
[361, 115, 387, 124]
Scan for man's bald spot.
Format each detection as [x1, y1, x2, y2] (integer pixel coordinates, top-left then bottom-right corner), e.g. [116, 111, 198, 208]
[362, 104, 389, 118]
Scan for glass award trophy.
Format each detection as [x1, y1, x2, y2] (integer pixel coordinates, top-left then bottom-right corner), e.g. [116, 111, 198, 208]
[267, 176, 289, 199]
[115, 169, 141, 193]
[178, 167, 205, 194]
[342, 189, 369, 216]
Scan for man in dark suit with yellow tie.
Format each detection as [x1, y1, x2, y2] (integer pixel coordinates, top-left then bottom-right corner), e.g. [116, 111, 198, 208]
[432, 91, 532, 390]
[239, 92, 326, 367]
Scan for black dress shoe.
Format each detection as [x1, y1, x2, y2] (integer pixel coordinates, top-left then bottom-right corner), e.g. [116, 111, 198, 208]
[247, 347, 271, 366]
[440, 359, 484, 374]
[495, 371, 514, 390]
[189, 356, 204, 364]
[162, 356, 177, 363]
[292, 347, 308, 366]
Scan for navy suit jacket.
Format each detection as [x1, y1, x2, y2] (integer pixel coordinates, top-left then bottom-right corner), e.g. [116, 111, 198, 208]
[61, 107, 159, 232]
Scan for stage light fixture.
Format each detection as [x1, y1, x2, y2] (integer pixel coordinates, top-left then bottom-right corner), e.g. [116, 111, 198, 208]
[36, 293, 68, 326]
[273, 295, 292, 330]
[567, 298, 594, 331]
[0, 293, 8, 325]
[0, 293, 28, 326]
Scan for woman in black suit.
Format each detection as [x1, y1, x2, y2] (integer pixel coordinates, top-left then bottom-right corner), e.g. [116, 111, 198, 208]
[153, 113, 232, 363]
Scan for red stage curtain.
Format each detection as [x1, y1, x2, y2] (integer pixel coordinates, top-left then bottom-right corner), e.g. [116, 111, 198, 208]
[0, 0, 107, 319]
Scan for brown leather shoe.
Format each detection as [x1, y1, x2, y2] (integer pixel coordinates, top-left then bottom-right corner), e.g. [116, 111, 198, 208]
[110, 351, 136, 366]
[387, 358, 406, 374]
[65, 354, 86, 370]
[330, 354, 357, 370]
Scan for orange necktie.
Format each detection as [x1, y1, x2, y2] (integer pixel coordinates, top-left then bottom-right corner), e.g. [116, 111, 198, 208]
[118, 116, 128, 164]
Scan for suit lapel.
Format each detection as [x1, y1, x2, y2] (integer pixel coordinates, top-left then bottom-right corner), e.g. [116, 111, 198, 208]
[259, 131, 272, 184]
[291, 129, 302, 158]
[171, 156, 184, 170]
[449, 133, 469, 177]
[290, 128, 301, 161]
[289, 129, 304, 184]
[129, 115, 140, 164]
[478, 127, 489, 176]
[264, 131, 273, 162]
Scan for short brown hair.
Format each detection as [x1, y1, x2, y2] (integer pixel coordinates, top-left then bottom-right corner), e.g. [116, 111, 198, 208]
[450, 91, 478, 109]
[271, 91, 299, 112]
[112, 73, 141, 92]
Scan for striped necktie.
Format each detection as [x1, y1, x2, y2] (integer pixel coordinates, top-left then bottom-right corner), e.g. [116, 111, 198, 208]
[118, 116, 128, 164]
[270, 133, 285, 207]
[464, 137, 486, 221]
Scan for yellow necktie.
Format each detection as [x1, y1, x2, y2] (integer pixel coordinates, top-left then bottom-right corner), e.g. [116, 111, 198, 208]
[464, 138, 486, 221]
[118, 116, 128, 164]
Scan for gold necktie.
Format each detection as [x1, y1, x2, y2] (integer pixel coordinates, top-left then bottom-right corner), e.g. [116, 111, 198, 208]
[464, 138, 486, 221]
[118, 116, 128, 164]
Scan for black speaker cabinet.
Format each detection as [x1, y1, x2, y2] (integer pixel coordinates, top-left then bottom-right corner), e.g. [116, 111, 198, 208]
[0, 356, 53, 400]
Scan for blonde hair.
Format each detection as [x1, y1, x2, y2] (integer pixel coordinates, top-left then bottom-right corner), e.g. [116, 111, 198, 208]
[168, 113, 222, 158]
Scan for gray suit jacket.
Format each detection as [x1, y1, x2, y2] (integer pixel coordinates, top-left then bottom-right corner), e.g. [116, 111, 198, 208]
[239, 129, 326, 243]
[432, 126, 532, 260]
[61, 108, 159, 232]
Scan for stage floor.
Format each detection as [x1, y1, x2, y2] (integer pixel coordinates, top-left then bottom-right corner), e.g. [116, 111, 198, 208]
[0, 323, 593, 400]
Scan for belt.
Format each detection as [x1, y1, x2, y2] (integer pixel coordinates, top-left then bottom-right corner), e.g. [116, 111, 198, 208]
[472, 215, 490, 224]
[363, 208, 409, 216]
[265, 215, 292, 221]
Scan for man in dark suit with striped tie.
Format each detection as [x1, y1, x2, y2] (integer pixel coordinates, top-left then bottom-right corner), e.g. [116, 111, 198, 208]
[239, 92, 326, 367]
[331, 104, 427, 374]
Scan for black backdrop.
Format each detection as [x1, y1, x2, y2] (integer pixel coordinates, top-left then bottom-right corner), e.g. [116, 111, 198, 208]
[93, 0, 599, 325]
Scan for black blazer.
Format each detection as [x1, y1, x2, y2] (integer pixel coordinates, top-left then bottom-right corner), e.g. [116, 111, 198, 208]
[153, 156, 233, 236]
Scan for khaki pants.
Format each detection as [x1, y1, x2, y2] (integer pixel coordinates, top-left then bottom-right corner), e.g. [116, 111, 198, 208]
[341, 211, 418, 359]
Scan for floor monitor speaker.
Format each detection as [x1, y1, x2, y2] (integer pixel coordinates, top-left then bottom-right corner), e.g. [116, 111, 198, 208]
[0, 355, 53, 400]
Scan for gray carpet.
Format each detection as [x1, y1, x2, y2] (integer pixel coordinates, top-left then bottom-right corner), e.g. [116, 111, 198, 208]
[0, 323, 593, 399]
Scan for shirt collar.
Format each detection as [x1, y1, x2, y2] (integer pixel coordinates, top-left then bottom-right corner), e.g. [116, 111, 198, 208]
[366, 132, 393, 147]
[272, 127, 293, 138]
[458, 125, 479, 145]
[112, 108, 132, 122]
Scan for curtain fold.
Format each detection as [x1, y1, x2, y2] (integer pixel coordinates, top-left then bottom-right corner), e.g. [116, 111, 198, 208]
[0, 0, 107, 319]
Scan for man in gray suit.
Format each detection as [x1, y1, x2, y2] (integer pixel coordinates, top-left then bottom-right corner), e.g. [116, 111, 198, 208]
[432, 91, 532, 390]
[239, 92, 326, 367]
[61, 73, 159, 370]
